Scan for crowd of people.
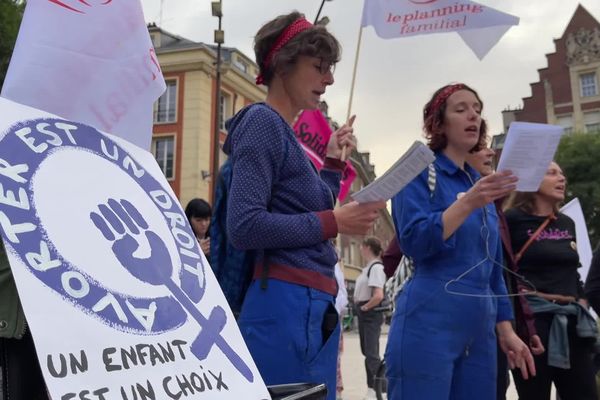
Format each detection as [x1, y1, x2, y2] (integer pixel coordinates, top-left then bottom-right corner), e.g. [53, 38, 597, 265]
[1, 9, 599, 400]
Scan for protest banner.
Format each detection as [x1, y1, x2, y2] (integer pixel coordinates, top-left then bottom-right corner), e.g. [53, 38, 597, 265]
[561, 198, 594, 281]
[1, 0, 164, 150]
[0, 98, 269, 400]
[346, 0, 519, 118]
[293, 110, 357, 201]
[360, 0, 519, 59]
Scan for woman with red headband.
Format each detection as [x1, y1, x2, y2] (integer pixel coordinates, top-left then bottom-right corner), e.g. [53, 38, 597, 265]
[223, 12, 385, 398]
[385, 83, 535, 399]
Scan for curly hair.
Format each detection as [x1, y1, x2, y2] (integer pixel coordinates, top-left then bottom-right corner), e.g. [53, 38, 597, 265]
[423, 83, 488, 152]
[254, 12, 341, 86]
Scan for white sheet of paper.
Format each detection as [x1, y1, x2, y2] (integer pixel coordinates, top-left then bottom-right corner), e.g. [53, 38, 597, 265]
[560, 198, 593, 281]
[0, 98, 269, 400]
[496, 122, 564, 192]
[352, 141, 435, 203]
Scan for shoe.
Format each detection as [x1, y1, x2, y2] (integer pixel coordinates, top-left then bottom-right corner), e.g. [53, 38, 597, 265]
[364, 388, 377, 400]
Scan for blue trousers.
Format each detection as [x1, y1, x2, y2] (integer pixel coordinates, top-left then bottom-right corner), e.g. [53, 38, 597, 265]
[238, 279, 339, 400]
[385, 277, 497, 399]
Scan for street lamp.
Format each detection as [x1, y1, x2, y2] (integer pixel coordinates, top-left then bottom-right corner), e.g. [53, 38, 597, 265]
[314, 0, 333, 24]
[211, 0, 224, 205]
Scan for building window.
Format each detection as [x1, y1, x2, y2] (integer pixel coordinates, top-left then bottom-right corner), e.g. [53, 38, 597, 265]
[219, 92, 232, 131]
[152, 136, 175, 179]
[233, 57, 249, 74]
[586, 123, 600, 133]
[584, 111, 600, 133]
[154, 80, 177, 123]
[556, 114, 573, 135]
[350, 240, 357, 266]
[343, 246, 350, 265]
[580, 73, 597, 97]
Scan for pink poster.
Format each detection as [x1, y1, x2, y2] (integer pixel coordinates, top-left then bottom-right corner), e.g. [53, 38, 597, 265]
[293, 109, 356, 201]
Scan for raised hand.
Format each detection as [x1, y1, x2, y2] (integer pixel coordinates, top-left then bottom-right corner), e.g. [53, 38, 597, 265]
[91, 198, 172, 285]
[327, 114, 356, 161]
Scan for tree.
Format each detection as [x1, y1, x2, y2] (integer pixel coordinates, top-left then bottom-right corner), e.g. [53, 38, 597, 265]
[0, 0, 26, 88]
[555, 132, 600, 249]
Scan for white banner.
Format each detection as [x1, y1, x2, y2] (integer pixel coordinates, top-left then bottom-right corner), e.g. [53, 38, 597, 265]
[361, 0, 519, 59]
[1, 0, 165, 150]
[0, 98, 269, 400]
[561, 198, 594, 281]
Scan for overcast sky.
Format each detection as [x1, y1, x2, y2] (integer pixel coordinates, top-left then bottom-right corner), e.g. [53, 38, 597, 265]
[140, 0, 600, 176]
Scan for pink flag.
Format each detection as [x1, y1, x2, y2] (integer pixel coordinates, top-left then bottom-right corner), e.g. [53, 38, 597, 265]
[361, 0, 519, 59]
[1, 0, 165, 149]
[293, 110, 357, 201]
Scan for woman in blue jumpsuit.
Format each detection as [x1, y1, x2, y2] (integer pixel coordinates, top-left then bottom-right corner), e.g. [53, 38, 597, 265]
[385, 84, 536, 399]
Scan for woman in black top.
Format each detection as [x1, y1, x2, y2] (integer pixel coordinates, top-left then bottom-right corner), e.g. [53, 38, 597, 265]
[504, 161, 597, 400]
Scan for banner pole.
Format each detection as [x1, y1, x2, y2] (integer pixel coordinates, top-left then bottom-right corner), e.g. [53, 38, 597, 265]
[346, 25, 363, 121]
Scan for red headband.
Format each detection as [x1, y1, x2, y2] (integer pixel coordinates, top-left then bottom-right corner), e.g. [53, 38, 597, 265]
[426, 84, 466, 116]
[256, 18, 313, 85]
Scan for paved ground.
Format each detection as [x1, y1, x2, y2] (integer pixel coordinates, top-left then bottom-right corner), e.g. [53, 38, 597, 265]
[339, 324, 522, 400]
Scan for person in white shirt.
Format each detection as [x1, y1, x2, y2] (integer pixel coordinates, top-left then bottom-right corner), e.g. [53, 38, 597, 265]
[354, 236, 386, 400]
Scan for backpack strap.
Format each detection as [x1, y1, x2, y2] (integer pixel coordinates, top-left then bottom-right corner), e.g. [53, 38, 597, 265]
[367, 261, 384, 279]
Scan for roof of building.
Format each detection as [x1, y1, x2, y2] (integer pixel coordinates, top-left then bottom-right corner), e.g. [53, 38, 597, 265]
[147, 23, 255, 65]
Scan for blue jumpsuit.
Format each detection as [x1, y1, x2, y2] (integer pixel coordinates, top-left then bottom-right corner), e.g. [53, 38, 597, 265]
[385, 152, 513, 399]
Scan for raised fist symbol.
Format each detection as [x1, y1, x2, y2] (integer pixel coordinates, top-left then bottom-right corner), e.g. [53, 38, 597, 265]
[91, 198, 172, 286]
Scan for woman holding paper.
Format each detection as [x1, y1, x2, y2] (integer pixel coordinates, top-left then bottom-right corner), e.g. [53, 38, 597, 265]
[504, 162, 597, 400]
[223, 12, 384, 399]
[385, 83, 535, 399]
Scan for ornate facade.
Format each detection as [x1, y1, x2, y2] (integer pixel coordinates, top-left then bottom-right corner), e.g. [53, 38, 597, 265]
[497, 4, 600, 144]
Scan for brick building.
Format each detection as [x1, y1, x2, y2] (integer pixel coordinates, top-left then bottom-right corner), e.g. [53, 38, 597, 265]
[494, 4, 600, 150]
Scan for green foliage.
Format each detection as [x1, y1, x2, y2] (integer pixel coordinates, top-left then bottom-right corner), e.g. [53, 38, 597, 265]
[0, 0, 26, 88]
[555, 132, 600, 249]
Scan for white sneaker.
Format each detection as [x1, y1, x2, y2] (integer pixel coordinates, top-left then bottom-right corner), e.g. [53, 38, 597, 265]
[364, 388, 377, 400]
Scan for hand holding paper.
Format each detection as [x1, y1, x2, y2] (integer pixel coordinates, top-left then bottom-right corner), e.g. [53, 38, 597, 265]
[460, 170, 518, 209]
[496, 122, 564, 192]
[333, 200, 386, 235]
[352, 141, 435, 203]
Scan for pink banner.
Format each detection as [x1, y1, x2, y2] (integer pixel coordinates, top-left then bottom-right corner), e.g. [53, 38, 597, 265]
[293, 110, 356, 201]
